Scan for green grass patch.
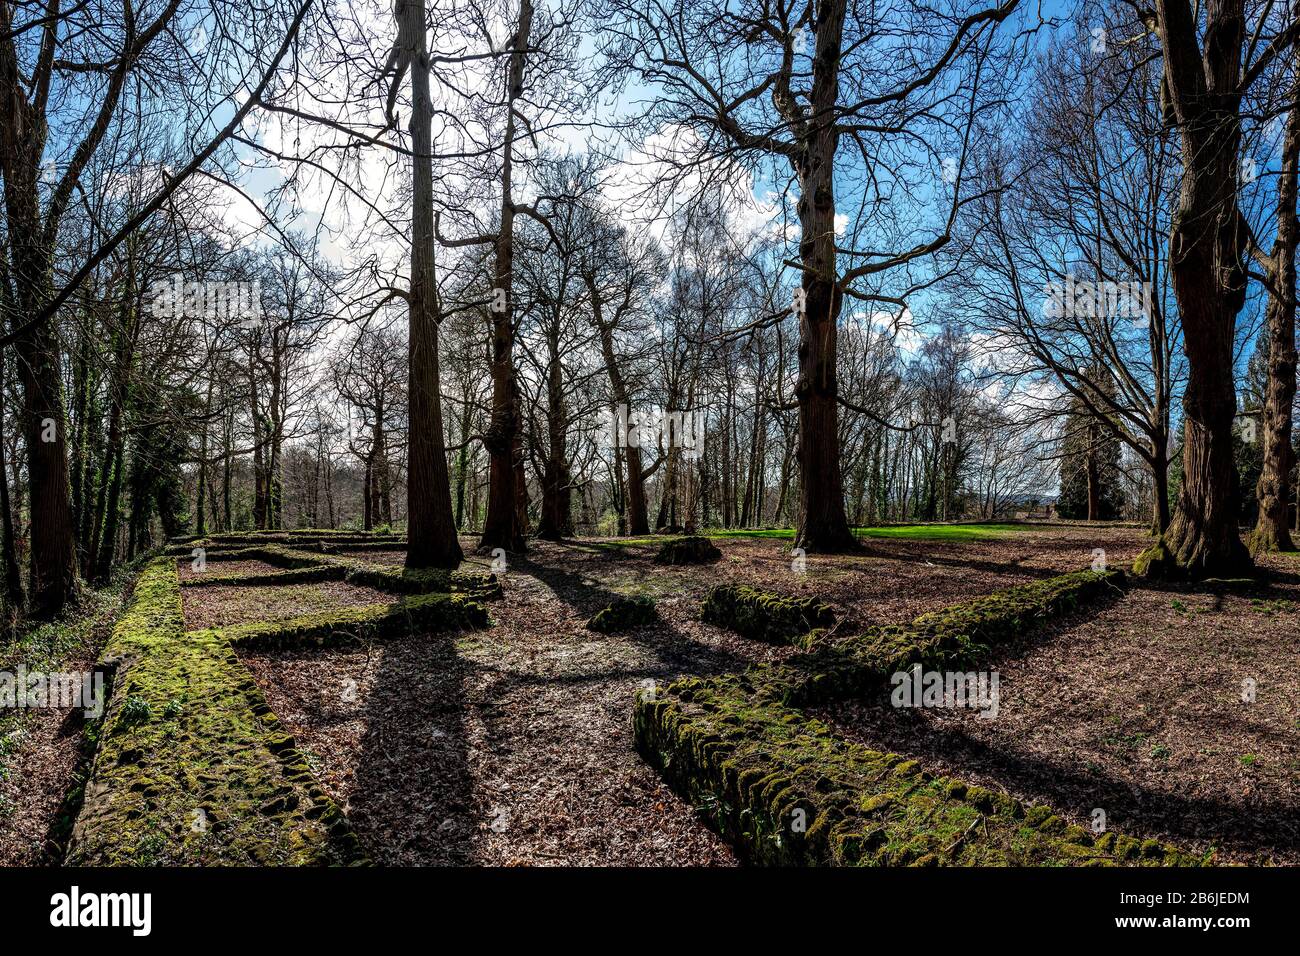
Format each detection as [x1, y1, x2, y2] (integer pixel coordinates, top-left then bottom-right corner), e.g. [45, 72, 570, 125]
[580, 523, 1025, 548]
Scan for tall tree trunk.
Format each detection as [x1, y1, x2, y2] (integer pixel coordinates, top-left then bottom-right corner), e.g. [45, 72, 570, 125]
[325, 453, 336, 528]
[94, 447, 124, 585]
[1085, 425, 1101, 521]
[7, 257, 77, 613]
[479, 0, 533, 555]
[655, 450, 676, 530]
[586, 281, 650, 535]
[221, 406, 233, 532]
[1137, 0, 1253, 578]
[252, 361, 268, 531]
[268, 332, 287, 531]
[0, 351, 24, 611]
[401, 0, 464, 569]
[89, 245, 139, 585]
[454, 387, 472, 529]
[536, 336, 571, 540]
[196, 378, 213, 537]
[379, 434, 393, 526]
[792, 0, 856, 553]
[1250, 56, 1300, 554]
[363, 456, 374, 531]
[0, 89, 77, 615]
[69, 299, 93, 563]
[1152, 441, 1171, 535]
[774, 433, 794, 526]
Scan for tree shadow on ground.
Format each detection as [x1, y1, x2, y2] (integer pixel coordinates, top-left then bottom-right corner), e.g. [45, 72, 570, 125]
[478, 549, 764, 689]
[344, 633, 478, 865]
[501, 550, 629, 616]
[860, 548, 1064, 581]
[815, 583, 1299, 862]
[829, 703, 1300, 861]
[331, 545, 762, 864]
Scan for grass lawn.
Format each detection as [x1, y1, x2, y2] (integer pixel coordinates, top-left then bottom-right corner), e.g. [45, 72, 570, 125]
[704, 523, 1024, 542]
[577, 523, 1025, 548]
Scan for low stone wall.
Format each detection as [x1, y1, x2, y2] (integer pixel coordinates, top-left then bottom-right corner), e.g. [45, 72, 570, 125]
[204, 592, 490, 650]
[67, 559, 364, 865]
[635, 569, 1203, 866]
[68, 554, 491, 866]
[701, 584, 835, 646]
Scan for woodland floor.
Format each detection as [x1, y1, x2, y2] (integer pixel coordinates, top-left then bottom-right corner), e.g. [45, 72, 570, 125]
[0, 665, 92, 866]
[819, 549, 1300, 865]
[180, 580, 393, 631]
[3, 523, 1296, 866]
[0, 587, 125, 865]
[232, 522, 1229, 867]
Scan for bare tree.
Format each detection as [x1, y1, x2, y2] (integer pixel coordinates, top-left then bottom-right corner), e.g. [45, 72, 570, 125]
[387, 0, 463, 567]
[1248, 53, 1300, 553]
[601, 0, 1024, 551]
[0, 0, 312, 614]
[1136, 0, 1299, 577]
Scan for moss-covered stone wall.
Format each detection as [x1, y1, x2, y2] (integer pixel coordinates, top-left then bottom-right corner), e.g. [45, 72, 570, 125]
[701, 584, 835, 646]
[68, 551, 492, 866]
[67, 559, 364, 865]
[635, 569, 1204, 866]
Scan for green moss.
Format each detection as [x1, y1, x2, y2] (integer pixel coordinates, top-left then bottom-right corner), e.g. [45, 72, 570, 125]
[169, 545, 327, 569]
[207, 592, 490, 650]
[183, 564, 343, 588]
[760, 569, 1125, 708]
[633, 567, 1197, 867]
[167, 530, 403, 556]
[704, 523, 1024, 542]
[66, 558, 365, 866]
[338, 561, 502, 600]
[180, 538, 504, 606]
[587, 596, 658, 633]
[634, 674, 1198, 867]
[1133, 539, 1180, 580]
[701, 584, 836, 645]
[653, 536, 722, 565]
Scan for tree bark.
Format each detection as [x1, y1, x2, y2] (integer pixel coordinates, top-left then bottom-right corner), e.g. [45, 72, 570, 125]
[792, 0, 857, 553]
[401, 0, 464, 569]
[195, 378, 213, 537]
[0, 7, 82, 614]
[1152, 440, 1171, 535]
[1250, 56, 1300, 554]
[1085, 423, 1101, 521]
[1137, 0, 1253, 578]
[0, 349, 24, 612]
[535, 328, 572, 539]
[4, 218, 77, 613]
[479, 0, 533, 555]
[586, 279, 650, 535]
